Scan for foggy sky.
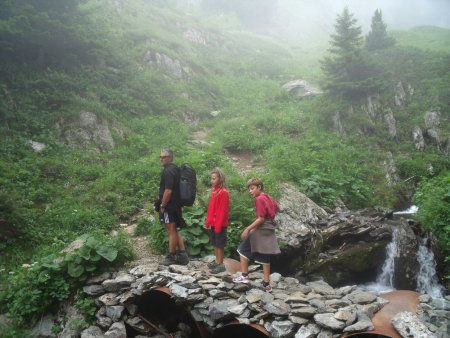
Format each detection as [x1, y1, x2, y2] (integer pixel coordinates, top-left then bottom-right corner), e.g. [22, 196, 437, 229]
[273, 0, 450, 41]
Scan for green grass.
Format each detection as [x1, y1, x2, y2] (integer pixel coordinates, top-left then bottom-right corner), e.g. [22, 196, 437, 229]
[392, 26, 450, 53]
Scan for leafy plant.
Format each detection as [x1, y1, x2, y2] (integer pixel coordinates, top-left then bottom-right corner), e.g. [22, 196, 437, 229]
[0, 233, 132, 325]
[74, 290, 97, 324]
[414, 171, 450, 265]
[180, 206, 210, 256]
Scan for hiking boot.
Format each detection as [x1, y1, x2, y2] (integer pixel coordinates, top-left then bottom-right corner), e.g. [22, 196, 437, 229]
[175, 250, 189, 265]
[263, 281, 273, 293]
[210, 263, 226, 274]
[161, 253, 177, 266]
[232, 274, 250, 283]
[207, 261, 218, 269]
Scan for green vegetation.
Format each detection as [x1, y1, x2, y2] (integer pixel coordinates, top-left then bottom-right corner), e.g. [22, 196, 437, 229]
[0, 233, 133, 325]
[0, 0, 449, 331]
[414, 171, 450, 265]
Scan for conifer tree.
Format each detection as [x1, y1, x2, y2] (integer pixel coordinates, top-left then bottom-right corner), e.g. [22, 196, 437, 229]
[321, 7, 376, 99]
[365, 9, 395, 51]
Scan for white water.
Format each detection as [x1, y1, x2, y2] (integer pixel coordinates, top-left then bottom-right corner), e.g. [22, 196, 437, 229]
[361, 228, 445, 297]
[361, 228, 398, 295]
[393, 205, 418, 215]
[416, 235, 445, 298]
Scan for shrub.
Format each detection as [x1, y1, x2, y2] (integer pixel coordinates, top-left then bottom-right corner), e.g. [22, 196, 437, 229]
[0, 233, 133, 326]
[414, 171, 450, 264]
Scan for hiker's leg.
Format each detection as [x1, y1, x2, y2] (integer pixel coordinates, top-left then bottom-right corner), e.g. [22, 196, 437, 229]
[165, 222, 178, 253]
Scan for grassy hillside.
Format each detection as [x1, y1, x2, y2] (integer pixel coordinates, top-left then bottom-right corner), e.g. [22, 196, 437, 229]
[392, 26, 450, 53]
[0, 1, 449, 329]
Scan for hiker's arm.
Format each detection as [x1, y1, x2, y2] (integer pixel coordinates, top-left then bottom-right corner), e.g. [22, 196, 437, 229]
[160, 188, 173, 211]
[241, 216, 264, 238]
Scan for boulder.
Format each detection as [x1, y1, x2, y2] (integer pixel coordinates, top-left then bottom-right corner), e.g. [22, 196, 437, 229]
[57, 111, 115, 151]
[391, 311, 437, 338]
[412, 127, 425, 151]
[282, 80, 322, 98]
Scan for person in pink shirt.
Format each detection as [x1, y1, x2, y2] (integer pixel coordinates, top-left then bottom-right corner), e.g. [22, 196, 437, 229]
[233, 178, 280, 292]
[204, 168, 229, 274]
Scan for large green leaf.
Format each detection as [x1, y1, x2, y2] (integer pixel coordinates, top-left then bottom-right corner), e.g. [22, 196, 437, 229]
[68, 262, 84, 278]
[96, 247, 118, 262]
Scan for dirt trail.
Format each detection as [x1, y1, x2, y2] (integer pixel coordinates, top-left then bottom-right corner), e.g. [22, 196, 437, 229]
[191, 128, 264, 176]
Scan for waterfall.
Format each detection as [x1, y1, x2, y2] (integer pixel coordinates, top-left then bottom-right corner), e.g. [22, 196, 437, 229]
[361, 228, 398, 294]
[416, 235, 444, 298]
[376, 227, 399, 288]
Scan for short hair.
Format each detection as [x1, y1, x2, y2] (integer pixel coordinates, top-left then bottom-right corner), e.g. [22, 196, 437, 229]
[246, 178, 263, 190]
[160, 149, 174, 160]
[211, 167, 227, 189]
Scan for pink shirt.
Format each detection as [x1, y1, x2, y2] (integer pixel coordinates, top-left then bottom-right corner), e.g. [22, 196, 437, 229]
[255, 193, 279, 219]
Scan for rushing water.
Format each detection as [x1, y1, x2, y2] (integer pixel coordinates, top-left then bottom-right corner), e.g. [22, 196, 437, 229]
[416, 235, 445, 298]
[361, 228, 398, 294]
[361, 225, 445, 297]
[393, 204, 418, 215]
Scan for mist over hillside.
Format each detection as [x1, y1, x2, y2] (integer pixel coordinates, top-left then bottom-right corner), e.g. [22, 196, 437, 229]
[195, 0, 450, 43]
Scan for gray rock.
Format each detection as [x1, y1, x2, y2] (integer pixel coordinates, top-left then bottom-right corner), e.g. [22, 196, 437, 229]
[27, 140, 46, 152]
[104, 321, 126, 338]
[105, 306, 125, 321]
[291, 306, 317, 318]
[209, 299, 239, 322]
[81, 326, 104, 338]
[83, 285, 106, 296]
[394, 81, 407, 107]
[343, 311, 373, 332]
[391, 311, 437, 338]
[346, 290, 377, 305]
[97, 293, 119, 306]
[29, 315, 55, 337]
[264, 299, 291, 316]
[294, 323, 321, 338]
[384, 108, 397, 138]
[282, 79, 322, 98]
[270, 320, 296, 338]
[363, 94, 383, 120]
[143, 51, 191, 80]
[332, 111, 345, 136]
[306, 281, 335, 296]
[313, 313, 346, 331]
[413, 127, 425, 151]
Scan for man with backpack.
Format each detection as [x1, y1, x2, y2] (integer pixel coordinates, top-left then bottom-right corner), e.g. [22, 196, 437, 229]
[157, 149, 189, 265]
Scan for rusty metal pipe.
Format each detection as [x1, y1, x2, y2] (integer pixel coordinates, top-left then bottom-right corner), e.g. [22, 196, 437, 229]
[342, 290, 420, 338]
[212, 322, 270, 338]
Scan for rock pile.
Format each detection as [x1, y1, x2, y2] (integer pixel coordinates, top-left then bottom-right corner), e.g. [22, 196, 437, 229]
[80, 259, 390, 338]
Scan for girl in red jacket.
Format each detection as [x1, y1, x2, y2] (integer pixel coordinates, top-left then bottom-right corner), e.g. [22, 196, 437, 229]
[205, 168, 229, 274]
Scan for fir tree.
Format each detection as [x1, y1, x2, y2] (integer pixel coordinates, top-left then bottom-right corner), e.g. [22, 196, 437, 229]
[320, 7, 376, 99]
[366, 9, 395, 51]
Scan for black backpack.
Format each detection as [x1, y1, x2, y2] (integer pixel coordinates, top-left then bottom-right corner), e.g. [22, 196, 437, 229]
[179, 164, 197, 207]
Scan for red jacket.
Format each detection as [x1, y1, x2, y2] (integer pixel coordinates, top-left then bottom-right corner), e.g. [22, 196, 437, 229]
[205, 186, 229, 233]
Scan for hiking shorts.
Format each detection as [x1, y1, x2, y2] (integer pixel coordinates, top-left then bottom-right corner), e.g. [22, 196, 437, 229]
[208, 227, 227, 248]
[159, 209, 186, 228]
[237, 236, 271, 265]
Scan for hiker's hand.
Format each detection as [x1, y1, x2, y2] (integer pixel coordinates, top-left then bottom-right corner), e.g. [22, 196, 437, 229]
[241, 229, 249, 239]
